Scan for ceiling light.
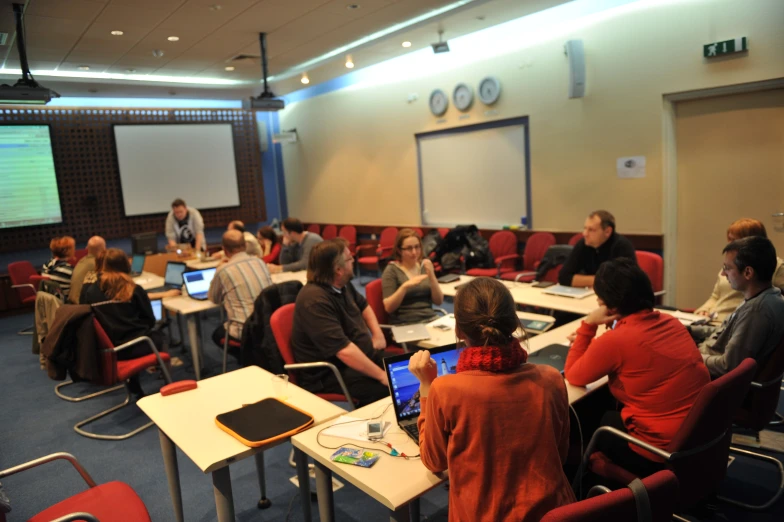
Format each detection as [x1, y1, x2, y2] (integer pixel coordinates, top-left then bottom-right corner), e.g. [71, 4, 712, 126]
[301, 73, 310, 84]
[110, 30, 124, 36]
[209, 4, 222, 11]
[346, 4, 360, 9]
[167, 36, 180, 42]
[152, 49, 164, 58]
[402, 41, 412, 48]
[78, 65, 90, 71]
[225, 66, 235, 71]
[125, 68, 136, 73]
[345, 55, 354, 68]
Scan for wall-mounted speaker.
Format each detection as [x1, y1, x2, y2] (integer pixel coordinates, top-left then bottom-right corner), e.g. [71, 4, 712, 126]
[564, 39, 586, 99]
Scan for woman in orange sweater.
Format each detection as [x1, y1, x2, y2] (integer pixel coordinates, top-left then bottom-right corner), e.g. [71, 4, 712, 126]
[409, 278, 575, 522]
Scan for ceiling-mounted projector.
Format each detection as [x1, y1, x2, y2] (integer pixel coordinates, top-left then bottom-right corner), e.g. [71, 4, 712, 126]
[244, 32, 284, 111]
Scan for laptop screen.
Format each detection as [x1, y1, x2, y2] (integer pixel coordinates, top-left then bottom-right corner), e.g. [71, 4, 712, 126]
[131, 254, 145, 273]
[384, 344, 460, 422]
[183, 268, 216, 296]
[150, 299, 163, 321]
[163, 262, 187, 287]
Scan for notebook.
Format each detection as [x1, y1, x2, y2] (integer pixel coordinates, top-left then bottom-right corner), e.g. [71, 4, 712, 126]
[527, 344, 570, 373]
[542, 285, 595, 299]
[384, 344, 459, 444]
[146, 261, 187, 293]
[183, 267, 216, 300]
[391, 323, 431, 343]
[130, 254, 145, 277]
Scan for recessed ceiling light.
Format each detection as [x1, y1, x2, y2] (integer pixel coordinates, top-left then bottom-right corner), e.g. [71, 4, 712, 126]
[78, 65, 90, 71]
[209, 4, 222, 11]
[345, 55, 354, 69]
[110, 30, 124, 36]
[125, 68, 137, 73]
[167, 36, 180, 42]
[301, 73, 310, 85]
[346, 4, 360, 9]
[402, 41, 412, 48]
[224, 66, 235, 71]
[152, 49, 164, 58]
[88, 88, 98, 93]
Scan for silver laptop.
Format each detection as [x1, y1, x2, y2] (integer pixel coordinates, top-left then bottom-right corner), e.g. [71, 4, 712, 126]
[391, 323, 431, 343]
[182, 267, 216, 300]
[542, 285, 595, 299]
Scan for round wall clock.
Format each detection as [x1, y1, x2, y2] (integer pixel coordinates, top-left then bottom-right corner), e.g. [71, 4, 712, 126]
[478, 76, 501, 105]
[453, 83, 474, 112]
[429, 89, 449, 116]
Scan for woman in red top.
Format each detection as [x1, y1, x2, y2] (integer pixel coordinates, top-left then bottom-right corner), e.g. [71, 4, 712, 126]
[564, 258, 710, 476]
[257, 226, 281, 264]
[409, 278, 575, 522]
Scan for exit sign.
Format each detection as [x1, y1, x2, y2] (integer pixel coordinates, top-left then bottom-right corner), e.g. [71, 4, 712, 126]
[704, 37, 748, 58]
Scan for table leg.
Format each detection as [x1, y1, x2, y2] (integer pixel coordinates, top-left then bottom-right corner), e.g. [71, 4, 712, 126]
[212, 466, 235, 522]
[185, 314, 201, 380]
[390, 502, 411, 522]
[409, 498, 420, 522]
[314, 460, 335, 522]
[158, 429, 184, 522]
[294, 448, 312, 522]
[254, 452, 272, 509]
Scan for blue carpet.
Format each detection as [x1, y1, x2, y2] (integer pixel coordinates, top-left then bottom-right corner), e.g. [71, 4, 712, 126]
[0, 278, 782, 520]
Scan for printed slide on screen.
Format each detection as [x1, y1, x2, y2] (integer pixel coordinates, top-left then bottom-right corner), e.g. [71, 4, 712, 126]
[0, 125, 62, 229]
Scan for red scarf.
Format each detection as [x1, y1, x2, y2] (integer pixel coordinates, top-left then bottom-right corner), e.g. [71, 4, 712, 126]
[456, 338, 528, 373]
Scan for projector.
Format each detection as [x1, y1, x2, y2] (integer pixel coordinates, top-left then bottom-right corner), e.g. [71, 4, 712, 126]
[0, 84, 60, 104]
[243, 96, 285, 111]
[431, 41, 450, 54]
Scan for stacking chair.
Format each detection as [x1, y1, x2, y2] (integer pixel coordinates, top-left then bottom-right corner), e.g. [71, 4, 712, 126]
[465, 230, 518, 278]
[542, 470, 679, 522]
[568, 233, 583, 246]
[64, 318, 172, 440]
[501, 232, 556, 283]
[339, 225, 358, 256]
[580, 358, 756, 513]
[321, 224, 338, 240]
[0, 452, 151, 522]
[270, 303, 356, 409]
[307, 223, 320, 235]
[357, 226, 398, 283]
[411, 227, 424, 237]
[219, 318, 244, 374]
[636, 251, 665, 298]
[8, 261, 40, 335]
[437, 228, 449, 238]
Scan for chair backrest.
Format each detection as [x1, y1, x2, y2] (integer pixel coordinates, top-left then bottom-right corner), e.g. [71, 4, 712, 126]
[93, 318, 119, 386]
[270, 303, 298, 383]
[437, 227, 449, 238]
[365, 279, 388, 325]
[568, 233, 582, 246]
[489, 230, 518, 270]
[541, 470, 679, 522]
[339, 225, 357, 252]
[523, 232, 556, 271]
[736, 333, 784, 431]
[321, 224, 337, 240]
[307, 224, 320, 235]
[378, 227, 399, 256]
[8, 261, 38, 301]
[636, 251, 663, 292]
[411, 228, 424, 238]
[665, 358, 756, 508]
[74, 248, 88, 262]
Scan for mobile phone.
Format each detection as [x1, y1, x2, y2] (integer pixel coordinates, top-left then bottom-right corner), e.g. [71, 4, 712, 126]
[367, 421, 383, 440]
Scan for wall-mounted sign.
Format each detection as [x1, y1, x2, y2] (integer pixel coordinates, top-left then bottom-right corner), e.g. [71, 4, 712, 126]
[704, 37, 747, 58]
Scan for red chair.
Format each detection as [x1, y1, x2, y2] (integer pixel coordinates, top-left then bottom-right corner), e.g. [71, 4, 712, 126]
[542, 470, 679, 522]
[581, 358, 756, 513]
[322, 224, 338, 240]
[568, 233, 582, 246]
[339, 225, 357, 255]
[501, 232, 556, 283]
[307, 224, 320, 235]
[219, 318, 244, 374]
[270, 303, 356, 409]
[465, 230, 518, 278]
[0, 452, 151, 522]
[8, 261, 41, 335]
[636, 251, 664, 296]
[437, 228, 449, 239]
[357, 227, 398, 283]
[364, 279, 435, 352]
[411, 227, 424, 238]
[74, 248, 88, 263]
[64, 318, 172, 440]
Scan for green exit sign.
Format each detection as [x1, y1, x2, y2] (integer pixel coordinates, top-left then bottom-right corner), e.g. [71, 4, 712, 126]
[704, 37, 748, 58]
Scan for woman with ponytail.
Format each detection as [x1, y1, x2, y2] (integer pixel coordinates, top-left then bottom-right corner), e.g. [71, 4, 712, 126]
[409, 277, 574, 522]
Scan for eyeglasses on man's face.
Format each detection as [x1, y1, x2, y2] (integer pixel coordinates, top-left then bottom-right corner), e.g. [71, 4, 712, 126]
[401, 245, 422, 252]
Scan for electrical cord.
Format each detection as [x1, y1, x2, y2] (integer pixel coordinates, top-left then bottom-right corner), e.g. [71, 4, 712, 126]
[284, 491, 299, 522]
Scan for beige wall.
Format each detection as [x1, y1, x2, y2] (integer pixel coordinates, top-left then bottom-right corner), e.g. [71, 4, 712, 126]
[279, 0, 784, 233]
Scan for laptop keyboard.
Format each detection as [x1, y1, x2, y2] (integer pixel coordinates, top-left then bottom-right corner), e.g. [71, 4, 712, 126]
[403, 423, 420, 443]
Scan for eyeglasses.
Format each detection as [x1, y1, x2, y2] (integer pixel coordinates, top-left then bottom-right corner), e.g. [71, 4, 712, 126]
[400, 245, 422, 252]
[722, 264, 736, 272]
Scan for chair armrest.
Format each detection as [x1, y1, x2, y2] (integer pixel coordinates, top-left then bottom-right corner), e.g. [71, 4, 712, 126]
[357, 244, 376, 253]
[586, 485, 612, 498]
[654, 290, 667, 297]
[284, 362, 355, 408]
[494, 254, 519, 265]
[584, 426, 674, 464]
[378, 246, 394, 257]
[108, 336, 173, 384]
[11, 283, 35, 293]
[0, 452, 97, 487]
[51, 514, 100, 522]
[751, 372, 784, 388]
[514, 271, 538, 282]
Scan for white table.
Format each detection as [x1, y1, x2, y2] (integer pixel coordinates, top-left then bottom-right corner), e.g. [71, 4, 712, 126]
[137, 366, 346, 522]
[132, 271, 164, 290]
[417, 311, 556, 350]
[186, 258, 222, 270]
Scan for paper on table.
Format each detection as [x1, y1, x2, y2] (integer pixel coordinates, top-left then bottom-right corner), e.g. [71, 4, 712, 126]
[321, 416, 392, 443]
[429, 314, 456, 330]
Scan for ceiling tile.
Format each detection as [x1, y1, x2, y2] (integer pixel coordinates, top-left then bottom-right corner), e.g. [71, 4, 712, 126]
[319, 0, 395, 19]
[93, 3, 177, 29]
[23, 15, 91, 50]
[26, 0, 107, 21]
[157, 0, 257, 32]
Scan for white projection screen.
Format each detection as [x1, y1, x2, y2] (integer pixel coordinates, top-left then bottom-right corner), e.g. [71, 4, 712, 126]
[113, 123, 240, 216]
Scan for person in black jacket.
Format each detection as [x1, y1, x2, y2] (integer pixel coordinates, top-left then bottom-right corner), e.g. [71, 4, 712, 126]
[558, 210, 636, 288]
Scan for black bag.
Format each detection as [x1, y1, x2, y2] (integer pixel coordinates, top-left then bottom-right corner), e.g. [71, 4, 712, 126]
[464, 227, 492, 269]
[421, 230, 443, 258]
[534, 245, 574, 281]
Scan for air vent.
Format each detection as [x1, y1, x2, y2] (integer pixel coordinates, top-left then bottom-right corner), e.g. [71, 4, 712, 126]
[229, 54, 259, 62]
[0, 32, 8, 46]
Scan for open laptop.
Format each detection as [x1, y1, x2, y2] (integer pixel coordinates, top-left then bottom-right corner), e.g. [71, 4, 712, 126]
[542, 285, 595, 299]
[182, 267, 216, 300]
[146, 261, 187, 293]
[383, 344, 460, 444]
[391, 323, 431, 344]
[129, 254, 145, 277]
[527, 344, 570, 373]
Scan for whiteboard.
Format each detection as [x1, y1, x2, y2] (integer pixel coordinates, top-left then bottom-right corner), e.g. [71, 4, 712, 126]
[417, 122, 529, 229]
[114, 123, 240, 216]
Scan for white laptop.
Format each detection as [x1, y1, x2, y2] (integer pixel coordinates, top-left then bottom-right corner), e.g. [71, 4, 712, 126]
[182, 268, 216, 300]
[542, 285, 595, 299]
[391, 323, 431, 343]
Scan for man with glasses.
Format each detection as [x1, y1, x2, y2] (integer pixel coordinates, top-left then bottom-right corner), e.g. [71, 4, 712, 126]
[558, 210, 636, 287]
[698, 236, 784, 377]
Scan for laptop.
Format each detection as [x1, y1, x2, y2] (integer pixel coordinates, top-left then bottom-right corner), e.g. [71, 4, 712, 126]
[391, 323, 431, 344]
[542, 285, 595, 299]
[182, 267, 216, 300]
[150, 299, 164, 323]
[130, 254, 145, 277]
[383, 344, 460, 444]
[527, 344, 570, 373]
[146, 261, 187, 293]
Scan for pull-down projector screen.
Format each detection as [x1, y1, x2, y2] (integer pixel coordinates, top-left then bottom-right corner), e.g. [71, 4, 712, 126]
[113, 123, 240, 216]
[0, 124, 63, 229]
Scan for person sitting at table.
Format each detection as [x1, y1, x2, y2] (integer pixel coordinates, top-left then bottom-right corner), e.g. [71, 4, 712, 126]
[695, 218, 784, 322]
[564, 258, 710, 477]
[267, 217, 322, 273]
[291, 238, 391, 407]
[42, 236, 76, 301]
[257, 225, 282, 264]
[408, 277, 575, 522]
[80, 248, 167, 398]
[69, 236, 106, 304]
[211, 221, 263, 259]
[381, 228, 444, 324]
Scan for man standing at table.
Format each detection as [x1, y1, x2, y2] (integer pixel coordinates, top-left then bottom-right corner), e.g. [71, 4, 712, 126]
[558, 210, 636, 288]
[291, 238, 391, 407]
[267, 217, 322, 273]
[165, 198, 205, 254]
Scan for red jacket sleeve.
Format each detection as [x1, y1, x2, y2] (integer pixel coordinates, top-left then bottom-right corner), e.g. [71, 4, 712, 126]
[564, 321, 621, 386]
